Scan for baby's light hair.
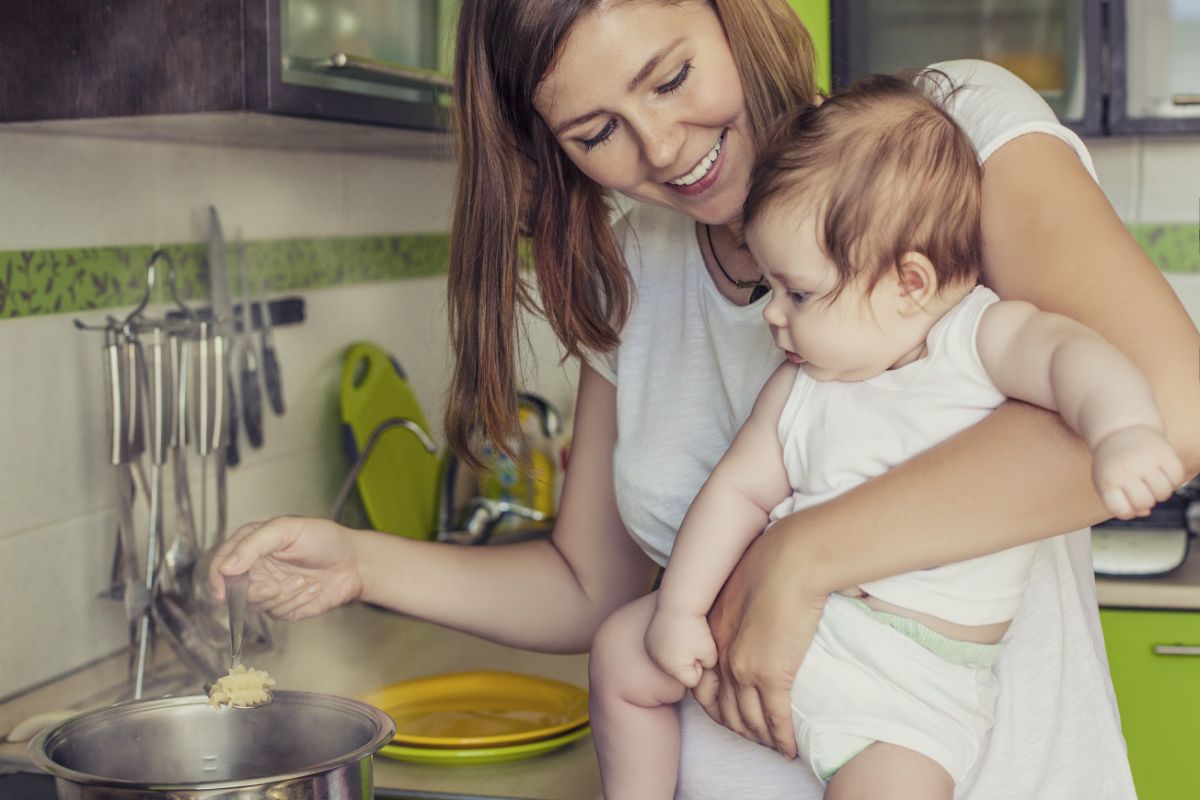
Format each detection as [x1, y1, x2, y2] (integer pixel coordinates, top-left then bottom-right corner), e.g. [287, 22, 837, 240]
[744, 71, 983, 301]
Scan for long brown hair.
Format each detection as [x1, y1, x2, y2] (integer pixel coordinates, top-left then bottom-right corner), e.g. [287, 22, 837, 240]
[446, 0, 817, 464]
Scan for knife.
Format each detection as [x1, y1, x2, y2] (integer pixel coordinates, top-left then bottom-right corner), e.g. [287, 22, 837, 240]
[255, 270, 285, 416]
[207, 206, 239, 468]
[236, 238, 264, 448]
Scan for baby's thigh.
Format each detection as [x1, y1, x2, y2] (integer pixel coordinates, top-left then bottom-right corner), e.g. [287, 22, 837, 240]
[590, 592, 687, 707]
[825, 742, 953, 800]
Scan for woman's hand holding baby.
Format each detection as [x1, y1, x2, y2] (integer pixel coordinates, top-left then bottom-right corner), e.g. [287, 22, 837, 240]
[645, 609, 718, 689]
[1091, 425, 1185, 520]
[208, 516, 364, 622]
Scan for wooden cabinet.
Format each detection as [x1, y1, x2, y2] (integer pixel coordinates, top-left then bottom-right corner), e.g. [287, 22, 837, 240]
[1100, 608, 1200, 799]
[0, 0, 453, 131]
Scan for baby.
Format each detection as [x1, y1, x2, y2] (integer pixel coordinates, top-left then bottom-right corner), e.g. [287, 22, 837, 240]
[590, 73, 1185, 799]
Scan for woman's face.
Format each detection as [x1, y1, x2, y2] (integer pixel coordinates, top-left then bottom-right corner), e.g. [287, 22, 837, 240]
[533, 0, 753, 226]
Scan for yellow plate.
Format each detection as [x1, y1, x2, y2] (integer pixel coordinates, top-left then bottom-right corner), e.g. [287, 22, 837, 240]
[359, 671, 589, 749]
[377, 725, 591, 765]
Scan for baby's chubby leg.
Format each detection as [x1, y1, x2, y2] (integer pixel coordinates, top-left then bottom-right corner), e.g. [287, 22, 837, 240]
[824, 741, 953, 800]
[589, 591, 690, 800]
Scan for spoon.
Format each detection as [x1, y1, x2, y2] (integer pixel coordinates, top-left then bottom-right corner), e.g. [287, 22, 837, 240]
[203, 573, 271, 708]
[226, 572, 248, 670]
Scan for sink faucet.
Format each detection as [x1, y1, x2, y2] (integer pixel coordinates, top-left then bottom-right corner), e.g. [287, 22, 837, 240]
[436, 393, 562, 542]
[330, 417, 437, 523]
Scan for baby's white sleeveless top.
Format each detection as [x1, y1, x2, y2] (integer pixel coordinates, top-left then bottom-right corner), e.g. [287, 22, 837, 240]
[772, 286, 1037, 625]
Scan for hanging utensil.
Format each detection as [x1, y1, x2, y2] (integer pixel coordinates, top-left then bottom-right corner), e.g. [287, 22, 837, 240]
[236, 237, 264, 448]
[133, 325, 173, 699]
[158, 327, 199, 605]
[102, 327, 147, 687]
[255, 269, 285, 416]
[207, 206, 239, 471]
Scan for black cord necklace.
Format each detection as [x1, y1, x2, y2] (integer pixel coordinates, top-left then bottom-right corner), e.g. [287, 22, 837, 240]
[705, 224, 769, 302]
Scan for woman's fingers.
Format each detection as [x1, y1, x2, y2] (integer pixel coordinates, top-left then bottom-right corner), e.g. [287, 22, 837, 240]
[263, 579, 323, 621]
[760, 685, 799, 759]
[732, 682, 771, 747]
[692, 669, 721, 723]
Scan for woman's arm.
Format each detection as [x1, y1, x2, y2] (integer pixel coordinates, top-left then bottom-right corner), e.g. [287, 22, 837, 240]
[215, 362, 657, 654]
[697, 133, 1200, 755]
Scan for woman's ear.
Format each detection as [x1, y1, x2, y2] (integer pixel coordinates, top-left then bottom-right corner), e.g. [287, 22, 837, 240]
[895, 252, 938, 313]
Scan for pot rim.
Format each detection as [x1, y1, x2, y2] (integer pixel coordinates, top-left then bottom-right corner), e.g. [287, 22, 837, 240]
[26, 690, 395, 790]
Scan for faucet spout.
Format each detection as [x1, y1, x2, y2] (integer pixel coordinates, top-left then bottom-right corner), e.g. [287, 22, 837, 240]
[330, 417, 437, 522]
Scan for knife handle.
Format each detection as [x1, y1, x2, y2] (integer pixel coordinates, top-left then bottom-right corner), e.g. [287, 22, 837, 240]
[262, 341, 285, 416]
[103, 333, 127, 466]
[123, 337, 146, 460]
[226, 368, 240, 467]
[144, 328, 174, 467]
[241, 359, 264, 449]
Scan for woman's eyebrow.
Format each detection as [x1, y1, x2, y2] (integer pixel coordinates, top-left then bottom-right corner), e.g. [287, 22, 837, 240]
[553, 38, 686, 135]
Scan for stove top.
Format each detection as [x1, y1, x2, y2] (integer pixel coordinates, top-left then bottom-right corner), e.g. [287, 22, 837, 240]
[0, 771, 56, 799]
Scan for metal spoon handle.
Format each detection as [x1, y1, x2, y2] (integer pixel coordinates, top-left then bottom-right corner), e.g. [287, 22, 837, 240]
[226, 573, 248, 669]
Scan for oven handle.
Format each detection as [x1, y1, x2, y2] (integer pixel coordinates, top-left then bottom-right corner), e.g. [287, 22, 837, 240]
[1153, 644, 1200, 656]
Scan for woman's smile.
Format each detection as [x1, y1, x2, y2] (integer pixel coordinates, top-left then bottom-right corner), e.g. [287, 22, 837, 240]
[533, 1, 754, 225]
[665, 129, 727, 196]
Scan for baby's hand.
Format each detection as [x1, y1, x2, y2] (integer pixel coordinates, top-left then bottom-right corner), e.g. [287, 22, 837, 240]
[645, 610, 718, 689]
[1092, 425, 1185, 520]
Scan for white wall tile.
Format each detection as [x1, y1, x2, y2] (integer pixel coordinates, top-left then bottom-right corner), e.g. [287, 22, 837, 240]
[0, 513, 128, 698]
[1084, 137, 1141, 221]
[1136, 137, 1200, 223]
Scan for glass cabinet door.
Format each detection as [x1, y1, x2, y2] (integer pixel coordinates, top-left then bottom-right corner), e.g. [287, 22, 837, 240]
[831, 0, 1102, 134]
[1111, 0, 1200, 133]
[279, 0, 456, 108]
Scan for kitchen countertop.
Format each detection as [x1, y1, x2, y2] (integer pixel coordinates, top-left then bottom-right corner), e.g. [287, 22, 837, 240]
[6, 536, 1200, 798]
[1095, 534, 1200, 610]
[0, 603, 600, 800]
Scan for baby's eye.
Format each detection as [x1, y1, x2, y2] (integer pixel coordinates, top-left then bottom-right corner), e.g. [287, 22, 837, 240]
[788, 290, 809, 304]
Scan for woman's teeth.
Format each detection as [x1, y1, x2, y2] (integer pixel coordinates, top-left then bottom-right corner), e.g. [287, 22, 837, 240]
[669, 135, 722, 186]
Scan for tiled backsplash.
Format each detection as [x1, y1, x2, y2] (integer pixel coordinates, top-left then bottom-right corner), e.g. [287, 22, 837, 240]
[0, 124, 1196, 703]
[0, 234, 450, 318]
[0, 127, 576, 701]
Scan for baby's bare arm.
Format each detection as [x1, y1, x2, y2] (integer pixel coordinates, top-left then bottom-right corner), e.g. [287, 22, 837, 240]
[655, 364, 796, 618]
[976, 300, 1184, 516]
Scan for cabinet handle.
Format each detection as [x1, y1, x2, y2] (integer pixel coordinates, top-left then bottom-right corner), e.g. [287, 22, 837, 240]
[1171, 94, 1200, 106]
[328, 53, 453, 92]
[1153, 644, 1200, 656]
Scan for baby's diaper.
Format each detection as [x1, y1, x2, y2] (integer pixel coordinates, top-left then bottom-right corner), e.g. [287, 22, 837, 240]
[790, 593, 1001, 784]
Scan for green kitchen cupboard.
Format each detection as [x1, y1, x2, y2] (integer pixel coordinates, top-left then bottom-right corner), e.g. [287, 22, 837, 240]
[1100, 609, 1200, 799]
[787, 0, 831, 93]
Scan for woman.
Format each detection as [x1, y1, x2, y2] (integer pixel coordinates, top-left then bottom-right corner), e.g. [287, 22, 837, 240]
[212, 1, 1200, 797]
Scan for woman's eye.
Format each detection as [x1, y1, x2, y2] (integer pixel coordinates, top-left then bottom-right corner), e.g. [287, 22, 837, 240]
[581, 120, 617, 151]
[656, 61, 693, 95]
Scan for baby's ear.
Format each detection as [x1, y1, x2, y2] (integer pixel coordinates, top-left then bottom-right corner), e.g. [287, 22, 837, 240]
[895, 252, 938, 313]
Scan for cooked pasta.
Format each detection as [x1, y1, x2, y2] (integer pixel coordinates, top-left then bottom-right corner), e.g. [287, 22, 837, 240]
[207, 664, 276, 709]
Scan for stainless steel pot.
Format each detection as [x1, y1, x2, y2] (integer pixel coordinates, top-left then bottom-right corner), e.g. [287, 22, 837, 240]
[27, 691, 395, 799]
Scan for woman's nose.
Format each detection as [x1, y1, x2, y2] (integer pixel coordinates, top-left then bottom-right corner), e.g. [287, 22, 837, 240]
[633, 114, 685, 172]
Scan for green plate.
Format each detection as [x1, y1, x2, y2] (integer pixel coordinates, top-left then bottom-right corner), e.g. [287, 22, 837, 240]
[377, 725, 591, 765]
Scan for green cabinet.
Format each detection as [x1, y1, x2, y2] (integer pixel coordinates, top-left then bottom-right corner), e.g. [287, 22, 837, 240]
[787, 1, 832, 93]
[1101, 609, 1200, 799]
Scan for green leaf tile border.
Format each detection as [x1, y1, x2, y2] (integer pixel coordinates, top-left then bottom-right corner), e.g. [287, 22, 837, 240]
[1128, 224, 1199, 275]
[0, 223, 1195, 321]
[0, 233, 450, 319]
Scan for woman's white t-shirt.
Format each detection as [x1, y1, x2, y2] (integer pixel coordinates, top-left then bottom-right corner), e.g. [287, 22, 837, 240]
[590, 60, 1135, 798]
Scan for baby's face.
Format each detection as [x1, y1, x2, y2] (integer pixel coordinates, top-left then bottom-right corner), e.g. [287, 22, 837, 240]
[746, 207, 920, 382]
